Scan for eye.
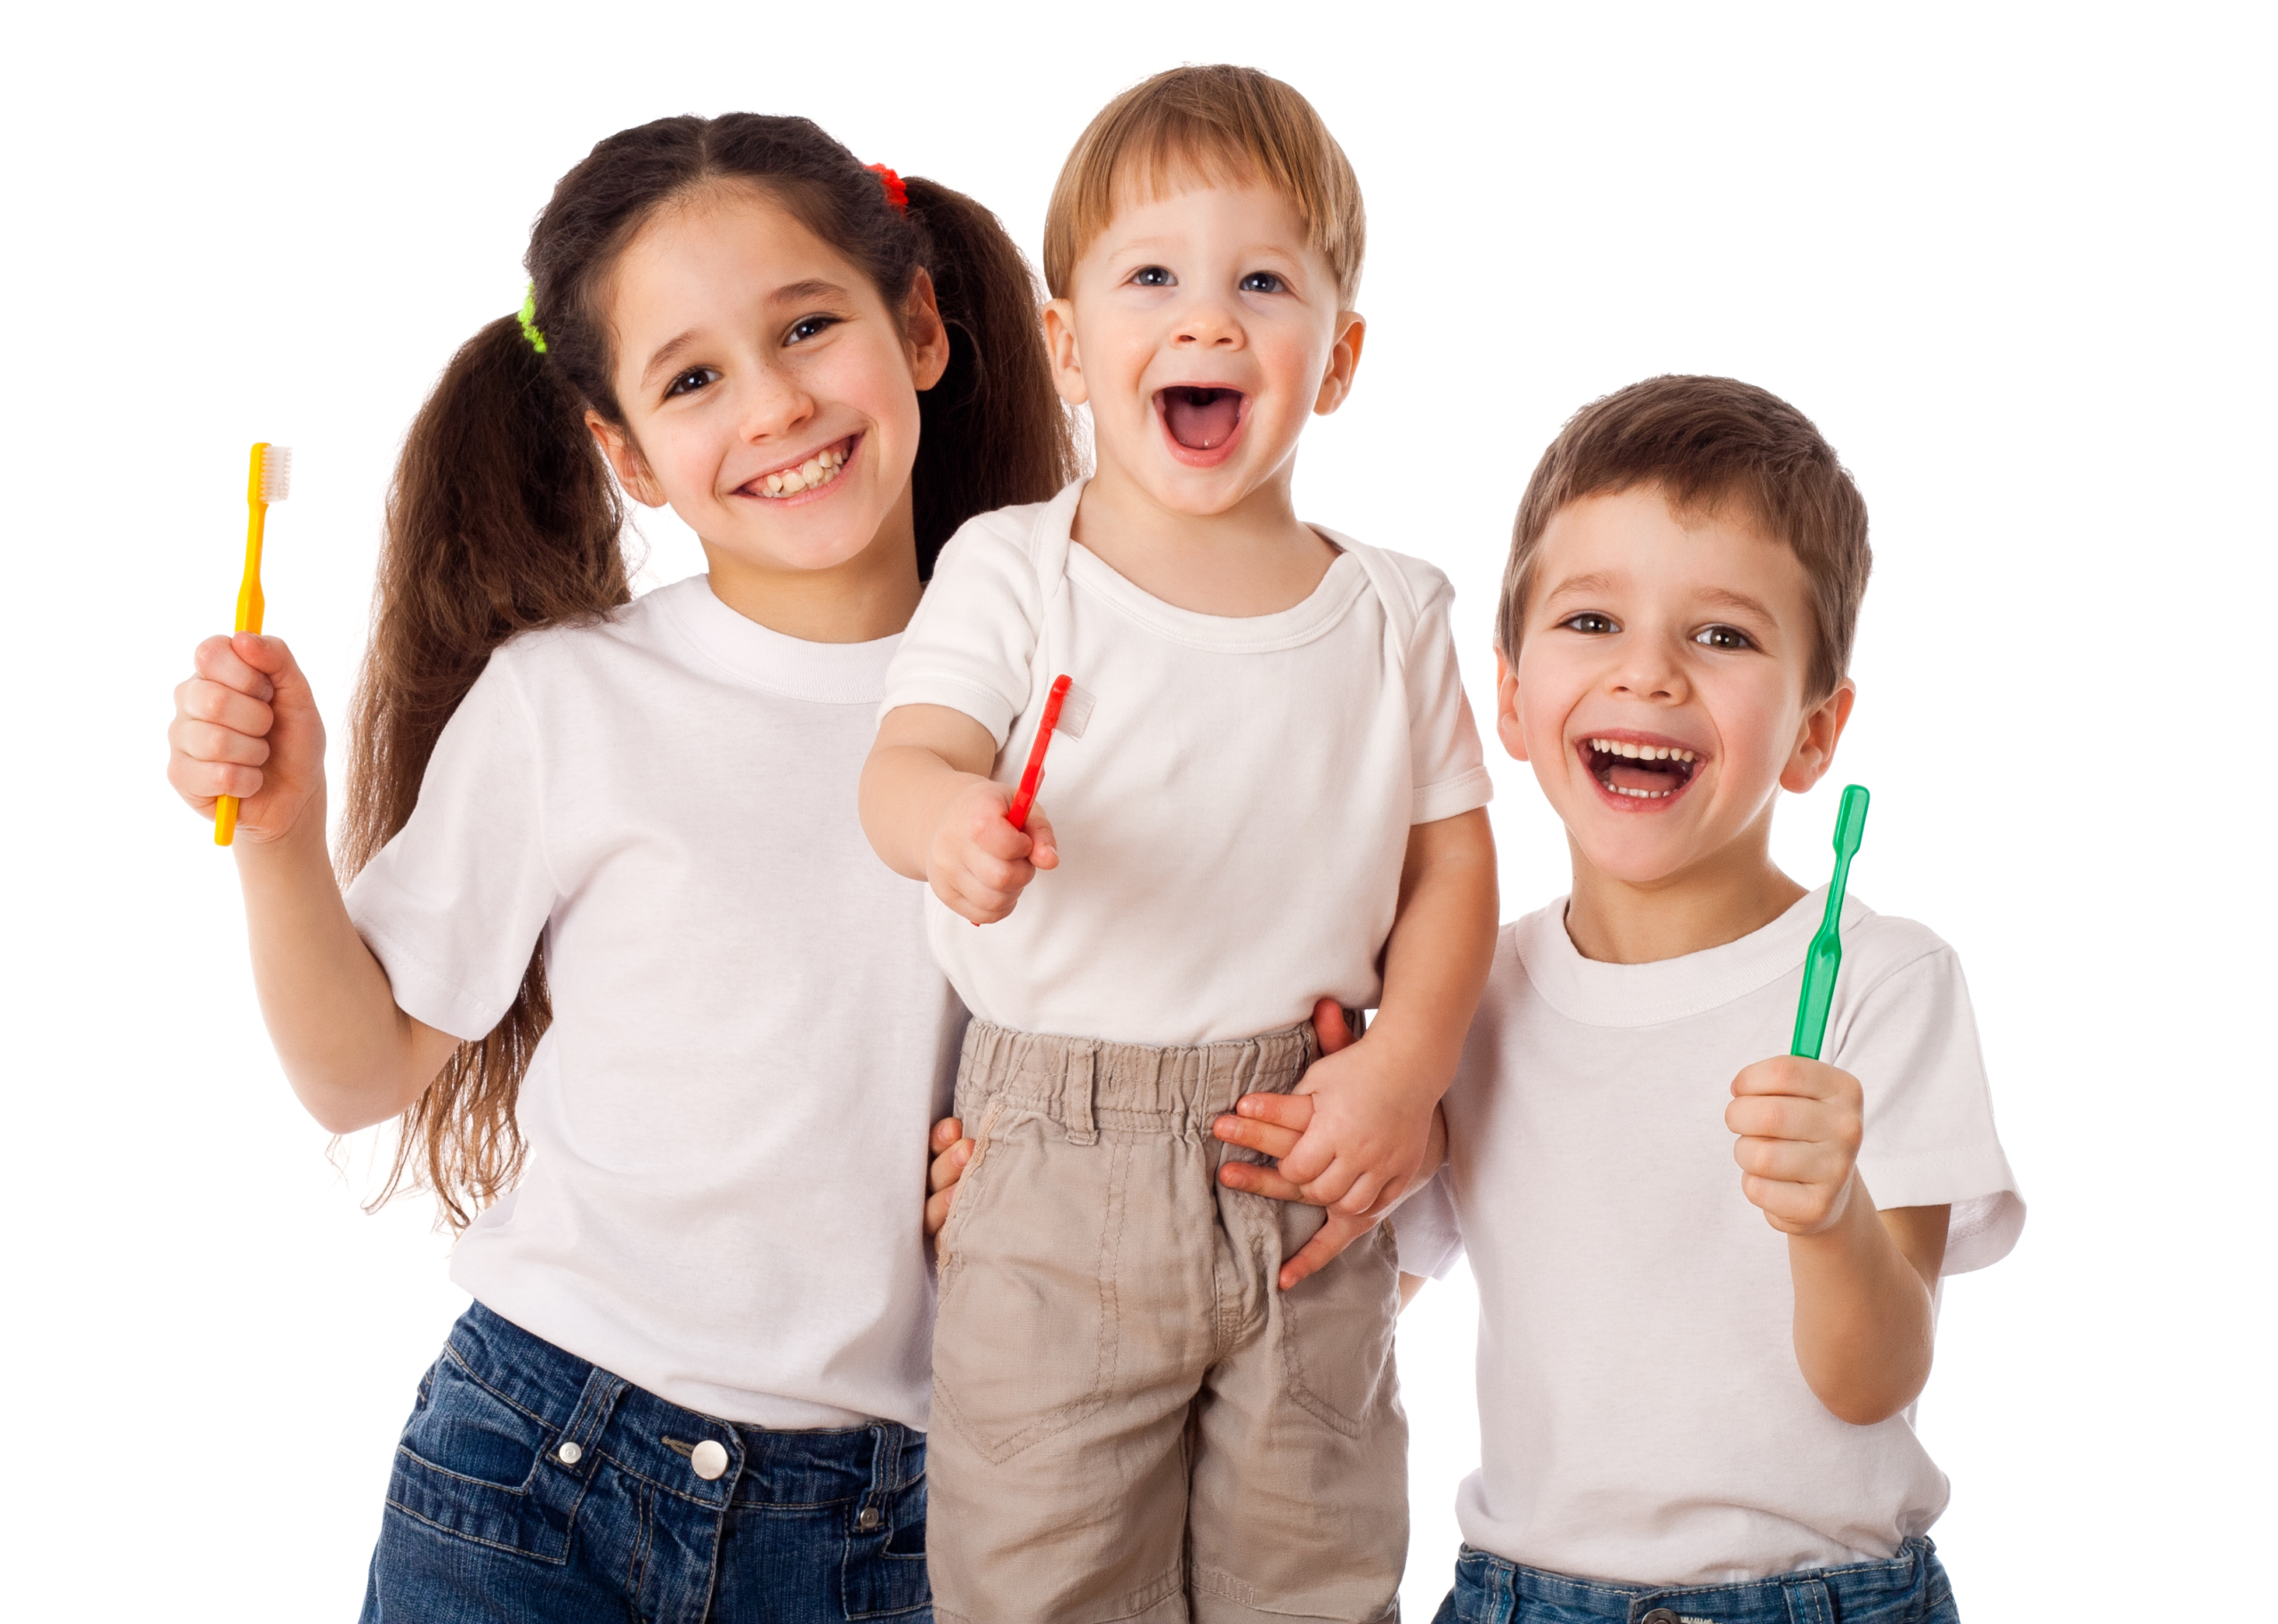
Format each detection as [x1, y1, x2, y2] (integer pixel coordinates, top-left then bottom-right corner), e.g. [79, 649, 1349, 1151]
[664, 367, 721, 399]
[1130, 265, 1175, 287]
[1558, 611, 1619, 635]
[1692, 624, 1755, 651]
[1239, 271, 1285, 295]
[785, 314, 838, 345]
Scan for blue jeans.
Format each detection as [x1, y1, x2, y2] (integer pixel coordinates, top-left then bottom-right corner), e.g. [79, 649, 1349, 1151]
[361, 1302, 931, 1623]
[1430, 1538, 1959, 1623]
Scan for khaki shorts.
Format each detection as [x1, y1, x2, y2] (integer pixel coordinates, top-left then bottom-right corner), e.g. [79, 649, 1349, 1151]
[928, 1020, 1406, 1624]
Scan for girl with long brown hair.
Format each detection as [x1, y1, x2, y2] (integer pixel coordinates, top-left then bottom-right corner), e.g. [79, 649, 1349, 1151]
[166, 113, 1072, 1620]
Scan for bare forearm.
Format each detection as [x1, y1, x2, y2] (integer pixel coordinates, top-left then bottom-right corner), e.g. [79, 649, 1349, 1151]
[235, 795, 452, 1133]
[860, 742, 985, 880]
[1789, 1181, 1940, 1425]
[1364, 809, 1498, 1097]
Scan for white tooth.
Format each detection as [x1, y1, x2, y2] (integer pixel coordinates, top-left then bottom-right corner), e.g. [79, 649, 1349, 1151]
[765, 474, 784, 495]
[1621, 743, 1640, 758]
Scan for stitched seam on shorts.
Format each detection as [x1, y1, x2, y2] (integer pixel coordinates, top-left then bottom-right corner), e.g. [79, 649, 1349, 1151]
[383, 1496, 569, 1564]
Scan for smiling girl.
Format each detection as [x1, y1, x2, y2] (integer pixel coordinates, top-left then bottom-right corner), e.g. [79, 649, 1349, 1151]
[165, 114, 1071, 1620]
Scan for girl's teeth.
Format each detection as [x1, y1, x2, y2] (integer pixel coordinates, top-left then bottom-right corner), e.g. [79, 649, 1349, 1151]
[758, 444, 847, 499]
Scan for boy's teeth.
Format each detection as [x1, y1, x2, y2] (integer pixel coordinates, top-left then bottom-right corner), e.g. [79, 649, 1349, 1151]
[1587, 737, 1696, 763]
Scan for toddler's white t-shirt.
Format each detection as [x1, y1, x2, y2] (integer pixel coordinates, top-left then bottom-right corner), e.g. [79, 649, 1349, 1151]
[1397, 890, 2024, 1588]
[346, 577, 965, 1431]
[879, 480, 1492, 1046]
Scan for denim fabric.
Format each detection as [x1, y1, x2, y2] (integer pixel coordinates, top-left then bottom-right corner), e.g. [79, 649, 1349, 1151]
[1428, 1539, 1959, 1624]
[361, 1302, 931, 1623]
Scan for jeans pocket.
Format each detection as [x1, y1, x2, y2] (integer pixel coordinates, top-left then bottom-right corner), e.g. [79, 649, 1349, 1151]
[1276, 1208, 1401, 1436]
[931, 1109, 1120, 1463]
[384, 1346, 584, 1564]
[840, 1467, 931, 1620]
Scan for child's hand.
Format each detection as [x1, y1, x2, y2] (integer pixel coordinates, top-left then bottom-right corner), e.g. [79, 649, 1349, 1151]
[167, 633, 327, 844]
[925, 1115, 974, 1238]
[1725, 1055, 1865, 1235]
[925, 778, 1059, 925]
[1268, 1028, 1436, 1219]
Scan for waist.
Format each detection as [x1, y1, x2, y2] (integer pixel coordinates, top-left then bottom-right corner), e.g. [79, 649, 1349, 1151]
[1457, 1538, 1949, 1621]
[954, 1017, 1319, 1136]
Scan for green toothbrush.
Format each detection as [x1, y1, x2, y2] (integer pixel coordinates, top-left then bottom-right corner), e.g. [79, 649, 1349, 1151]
[1791, 784, 1870, 1061]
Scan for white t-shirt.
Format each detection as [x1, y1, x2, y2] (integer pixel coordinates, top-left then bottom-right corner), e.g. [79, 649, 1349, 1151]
[346, 576, 965, 1430]
[1397, 891, 2024, 1588]
[878, 480, 1493, 1045]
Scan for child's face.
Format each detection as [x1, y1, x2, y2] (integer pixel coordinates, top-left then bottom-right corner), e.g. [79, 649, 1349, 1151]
[592, 183, 948, 583]
[1499, 487, 1854, 887]
[1043, 176, 1361, 518]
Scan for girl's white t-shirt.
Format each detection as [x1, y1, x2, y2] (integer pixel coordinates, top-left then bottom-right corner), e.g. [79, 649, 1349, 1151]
[345, 577, 965, 1430]
[1397, 891, 2024, 1588]
[878, 481, 1493, 1046]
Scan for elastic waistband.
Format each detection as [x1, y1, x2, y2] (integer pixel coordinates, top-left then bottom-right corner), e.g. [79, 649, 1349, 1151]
[1459, 1538, 1943, 1622]
[448, 1302, 924, 1510]
[956, 1019, 1318, 1143]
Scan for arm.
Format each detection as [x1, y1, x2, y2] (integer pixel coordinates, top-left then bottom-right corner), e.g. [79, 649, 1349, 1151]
[860, 704, 1057, 924]
[168, 633, 457, 1133]
[1726, 1054, 1951, 1424]
[1271, 807, 1497, 1216]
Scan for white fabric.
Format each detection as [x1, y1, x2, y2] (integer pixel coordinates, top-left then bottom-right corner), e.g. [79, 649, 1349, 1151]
[346, 576, 965, 1431]
[879, 480, 1493, 1046]
[1396, 891, 2024, 1587]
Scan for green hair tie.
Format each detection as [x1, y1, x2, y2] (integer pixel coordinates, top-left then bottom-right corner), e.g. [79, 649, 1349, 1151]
[518, 282, 548, 354]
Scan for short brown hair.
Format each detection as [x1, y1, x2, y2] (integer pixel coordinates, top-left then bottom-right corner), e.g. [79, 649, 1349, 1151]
[1043, 65, 1365, 305]
[1497, 376, 1871, 700]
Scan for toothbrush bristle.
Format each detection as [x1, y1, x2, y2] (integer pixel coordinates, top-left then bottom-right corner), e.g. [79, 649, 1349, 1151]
[1054, 681, 1097, 740]
[261, 445, 293, 503]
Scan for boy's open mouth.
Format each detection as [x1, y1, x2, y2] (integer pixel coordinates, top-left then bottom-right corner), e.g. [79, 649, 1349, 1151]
[1157, 386, 1247, 454]
[1579, 735, 1701, 801]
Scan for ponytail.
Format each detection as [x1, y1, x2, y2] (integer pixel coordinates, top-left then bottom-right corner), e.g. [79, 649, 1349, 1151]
[351, 112, 1070, 1227]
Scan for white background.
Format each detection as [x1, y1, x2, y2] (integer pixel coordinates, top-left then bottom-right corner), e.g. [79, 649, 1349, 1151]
[3, 2, 2270, 1616]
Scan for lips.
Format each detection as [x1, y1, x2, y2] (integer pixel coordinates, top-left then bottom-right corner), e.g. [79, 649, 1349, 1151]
[744, 434, 858, 500]
[1578, 735, 1704, 803]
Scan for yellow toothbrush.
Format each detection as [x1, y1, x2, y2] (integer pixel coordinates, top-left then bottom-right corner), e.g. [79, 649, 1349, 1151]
[214, 441, 292, 845]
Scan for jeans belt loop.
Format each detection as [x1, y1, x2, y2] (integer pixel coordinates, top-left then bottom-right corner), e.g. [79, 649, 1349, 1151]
[1782, 1577, 1835, 1624]
[556, 1364, 626, 1476]
[1064, 1042, 1098, 1146]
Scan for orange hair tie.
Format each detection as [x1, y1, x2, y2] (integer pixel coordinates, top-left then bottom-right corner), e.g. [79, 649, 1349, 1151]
[866, 164, 909, 214]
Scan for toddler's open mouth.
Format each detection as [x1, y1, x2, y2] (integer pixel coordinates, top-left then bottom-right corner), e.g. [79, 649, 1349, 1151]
[1156, 386, 1247, 456]
[1579, 736, 1701, 802]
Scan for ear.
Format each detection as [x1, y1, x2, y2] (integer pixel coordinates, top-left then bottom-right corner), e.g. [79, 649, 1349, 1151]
[1780, 679, 1856, 793]
[904, 268, 951, 392]
[1313, 311, 1366, 416]
[1494, 645, 1529, 764]
[1041, 298, 1088, 408]
[586, 411, 666, 508]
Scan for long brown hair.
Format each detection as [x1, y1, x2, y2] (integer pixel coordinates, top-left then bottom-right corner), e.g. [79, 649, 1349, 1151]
[343, 115, 1076, 1227]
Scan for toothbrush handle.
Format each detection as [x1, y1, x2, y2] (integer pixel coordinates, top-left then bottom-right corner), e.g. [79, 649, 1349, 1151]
[214, 498, 269, 847]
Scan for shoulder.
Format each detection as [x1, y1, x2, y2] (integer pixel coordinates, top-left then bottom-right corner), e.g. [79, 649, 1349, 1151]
[1316, 530, 1456, 620]
[1839, 903, 1964, 996]
[933, 482, 1082, 586]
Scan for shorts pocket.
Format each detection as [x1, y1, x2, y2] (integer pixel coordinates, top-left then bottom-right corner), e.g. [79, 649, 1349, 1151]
[931, 1106, 1122, 1463]
[384, 1345, 586, 1563]
[1276, 1208, 1400, 1437]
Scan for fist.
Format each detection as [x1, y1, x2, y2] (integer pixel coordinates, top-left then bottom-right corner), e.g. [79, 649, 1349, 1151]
[926, 778, 1058, 925]
[1725, 1055, 1863, 1236]
[166, 632, 327, 842]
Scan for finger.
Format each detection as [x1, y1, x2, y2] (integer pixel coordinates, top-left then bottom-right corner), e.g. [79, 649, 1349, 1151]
[1732, 1056, 1846, 1102]
[1332, 1168, 1386, 1216]
[924, 1181, 961, 1238]
[1280, 1211, 1377, 1292]
[927, 1139, 973, 1196]
[176, 676, 278, 739]
[1733, 1135, 1845, 1184]
[1275, 1127, 1336, 1189]
[1739, 1173, 1837, 1233]
[192, 635, 277, 700]
[1211, 1112, 1305, 1159]
[1025, 806, 1059, 870]
[230, 631, 303, 680]
[1311, 998, 1354, 1054]
[1724, 1095, 1826, 1141]
[1233, 1092, 1315, 1131]
[931, 1117, 965, 1152]
[1217, 1160, 1321, 1204]
[168, 755, 263, 807]
[1293, 1156, 1358, 1211]
[170, 717, 272, 769]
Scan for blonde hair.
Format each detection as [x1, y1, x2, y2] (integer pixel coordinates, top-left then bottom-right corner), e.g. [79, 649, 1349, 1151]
[1042, 64, 1366, 305]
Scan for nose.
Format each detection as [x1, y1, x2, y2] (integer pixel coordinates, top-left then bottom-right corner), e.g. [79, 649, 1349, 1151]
[1610, 633, 1689, 705]
[737, 359, 816, 444]
[1174, 291, 1243, 350]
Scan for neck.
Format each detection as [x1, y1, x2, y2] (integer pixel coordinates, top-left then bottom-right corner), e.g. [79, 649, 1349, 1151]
[699, 496, 925, 644]
[1562, 813, 1806, 965]
[1071, 452, 1332, 616]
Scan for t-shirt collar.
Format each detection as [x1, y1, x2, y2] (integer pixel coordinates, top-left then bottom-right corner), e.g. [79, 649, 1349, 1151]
[649, 575, 900, 703]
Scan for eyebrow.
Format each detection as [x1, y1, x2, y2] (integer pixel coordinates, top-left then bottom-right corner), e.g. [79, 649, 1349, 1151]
[637, 280, 858, 390]
[1694, 586, 1777, 621]
[1536, 571, 1619, 606]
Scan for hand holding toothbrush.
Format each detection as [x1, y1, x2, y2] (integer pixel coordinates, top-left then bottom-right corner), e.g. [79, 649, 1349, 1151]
[167, 632, 329, 845]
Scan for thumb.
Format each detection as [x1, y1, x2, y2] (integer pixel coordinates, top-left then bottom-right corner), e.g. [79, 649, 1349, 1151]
[1311, 997, 1353, 1054]
[233, 632, 300, 682]
[1026, 805, 1060, 869]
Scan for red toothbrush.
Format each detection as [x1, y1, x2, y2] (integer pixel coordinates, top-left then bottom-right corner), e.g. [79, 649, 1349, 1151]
[1006, 675, 1095, 831]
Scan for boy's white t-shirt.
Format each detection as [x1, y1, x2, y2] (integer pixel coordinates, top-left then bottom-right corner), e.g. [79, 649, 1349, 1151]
[345, 577, 965, 1431]
[1397, 891, 2024, 1588]
[879, 480, 1493, 1046]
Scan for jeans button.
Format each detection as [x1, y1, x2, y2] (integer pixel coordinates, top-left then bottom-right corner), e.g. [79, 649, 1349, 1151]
[1641, 1612, 1681, 1624]
[691, 1439, 729, 1481]
[555, 1441, 582, 1465]
[858, 1505, 882, 1531]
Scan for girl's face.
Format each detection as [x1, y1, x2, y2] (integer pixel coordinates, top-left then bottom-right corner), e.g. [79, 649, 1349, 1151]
[590, 182, 949, 630]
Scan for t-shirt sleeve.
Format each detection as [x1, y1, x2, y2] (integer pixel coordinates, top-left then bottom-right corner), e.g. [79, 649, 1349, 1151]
[1400, 565, 1494, 826]
[877, 513, 1041, 747]
[1833, 935, 2024, 1275]
[343, 653, 558, 1043]
[1393, 1168, 1466, 1280]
